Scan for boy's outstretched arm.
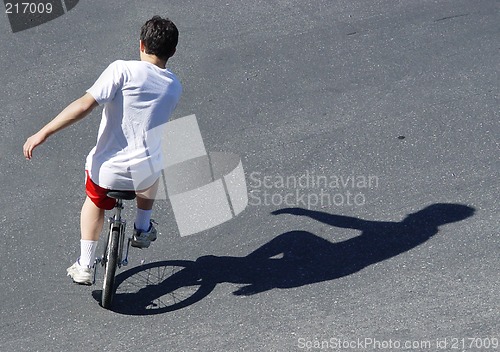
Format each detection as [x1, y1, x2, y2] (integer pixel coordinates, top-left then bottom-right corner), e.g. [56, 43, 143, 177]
[23, 93, 98, 160]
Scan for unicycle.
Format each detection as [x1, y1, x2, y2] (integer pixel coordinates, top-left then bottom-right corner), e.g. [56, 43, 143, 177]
[95, 190, 136, 309]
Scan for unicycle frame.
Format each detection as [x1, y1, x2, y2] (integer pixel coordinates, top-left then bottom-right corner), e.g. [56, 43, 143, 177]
[105, 198, 131, 267]
[95, 197, 132, 309]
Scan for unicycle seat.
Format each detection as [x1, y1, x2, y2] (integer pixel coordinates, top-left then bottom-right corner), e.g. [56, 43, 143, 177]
[107, 190, 137, 200]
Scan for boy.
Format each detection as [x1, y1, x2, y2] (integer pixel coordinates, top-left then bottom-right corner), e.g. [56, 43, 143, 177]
[23, 16, 182, 285]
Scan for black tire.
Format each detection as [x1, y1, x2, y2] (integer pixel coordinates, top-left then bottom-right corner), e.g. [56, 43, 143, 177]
[101, 227, 120, 309]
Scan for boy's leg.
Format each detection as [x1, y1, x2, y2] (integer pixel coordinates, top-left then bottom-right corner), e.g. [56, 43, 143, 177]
[81, 196, 105, 240]
[134, 179, 159, 231]
[131, 179, 159, 248]
[67, 196, 104, 283]
[79, 196, 105, 267]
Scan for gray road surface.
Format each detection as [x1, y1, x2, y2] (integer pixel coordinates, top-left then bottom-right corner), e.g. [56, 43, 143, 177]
[0, 0, 498, 351]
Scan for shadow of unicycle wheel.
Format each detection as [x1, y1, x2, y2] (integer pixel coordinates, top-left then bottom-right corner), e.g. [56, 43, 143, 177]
[92, 260, 216, 315]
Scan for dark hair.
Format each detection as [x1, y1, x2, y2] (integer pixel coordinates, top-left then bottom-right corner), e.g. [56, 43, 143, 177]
[140, 16, 178, 61]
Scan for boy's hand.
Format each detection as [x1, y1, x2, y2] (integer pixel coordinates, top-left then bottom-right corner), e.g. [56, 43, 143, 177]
[23, 131, 48, 160]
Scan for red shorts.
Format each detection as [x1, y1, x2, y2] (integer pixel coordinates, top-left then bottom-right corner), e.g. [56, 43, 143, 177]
[85, 171, 117, 210]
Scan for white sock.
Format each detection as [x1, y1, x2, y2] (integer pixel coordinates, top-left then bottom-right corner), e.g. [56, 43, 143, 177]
[80, 240, 98, 268]
[135, 208, 152, 232]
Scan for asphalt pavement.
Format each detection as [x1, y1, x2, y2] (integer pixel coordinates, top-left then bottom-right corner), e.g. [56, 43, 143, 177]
[0, 0, 498, 351]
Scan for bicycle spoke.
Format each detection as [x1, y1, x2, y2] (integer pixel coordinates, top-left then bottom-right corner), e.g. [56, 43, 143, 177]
[111, 261, 216, 314]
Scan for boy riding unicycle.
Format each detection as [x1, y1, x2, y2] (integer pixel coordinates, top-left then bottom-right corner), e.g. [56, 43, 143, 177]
[23, 16, 182, 285]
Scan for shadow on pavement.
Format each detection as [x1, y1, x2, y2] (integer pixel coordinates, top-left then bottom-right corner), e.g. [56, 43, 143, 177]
[93, 203, 474, 315]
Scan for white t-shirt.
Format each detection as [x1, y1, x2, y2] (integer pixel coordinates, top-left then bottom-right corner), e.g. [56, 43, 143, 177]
[86, 60, 182, 190]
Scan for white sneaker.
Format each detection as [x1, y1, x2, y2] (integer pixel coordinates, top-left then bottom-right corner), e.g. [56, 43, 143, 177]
[67, 260, 93, 285]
